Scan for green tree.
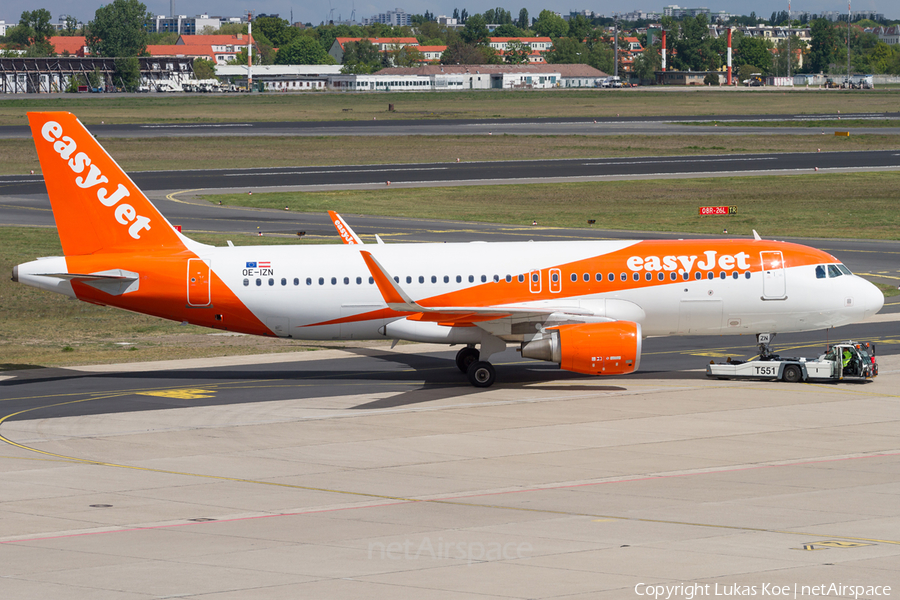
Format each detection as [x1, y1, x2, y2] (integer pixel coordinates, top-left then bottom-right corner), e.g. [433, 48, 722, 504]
[61, 15, 80, 36]
[441, 41, 488, 64]
[493, 23, 523, 37]
[567, 15, 593, 42]
[254, 16, 299, 48]
[517, 8, 530, 30]
[859, 41, 894, 74]
[20, 9, 54, 45]
[546, 37, 586, 63]
[87, 0, 152, 57]
[483, 8, 511, 24]
[632, 44, 661, 81]
[461, 14, 490, 45]
[341, 39, 381, 73]
[533, 10, 568, 38]
[807, 18, 841, 73]
[503, 40, 532, 63]
[392, 44, 423, 67]
[737, 63, 760, 81]
[773, 36, 805, 76]
[275, 36, 336, 65]
[587, 41, 615, 73]
[5, 25, 34, 49]
[671, 15, 719, 72]
[192, 58, 218, 80]
[114, 56, 140, 91]
[735, 34, 773, 73]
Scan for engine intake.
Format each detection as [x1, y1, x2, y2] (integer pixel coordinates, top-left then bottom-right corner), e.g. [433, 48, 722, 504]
[521, 321, 642, 376]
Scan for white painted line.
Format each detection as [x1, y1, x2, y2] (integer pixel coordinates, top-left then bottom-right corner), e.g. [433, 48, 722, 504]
[223, 166, 449, 177]
[140, 124, 254, 129]
[583, 157, 777, 166]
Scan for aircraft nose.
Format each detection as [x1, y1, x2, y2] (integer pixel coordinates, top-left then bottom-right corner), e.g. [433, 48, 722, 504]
[862, 279, 884, 319]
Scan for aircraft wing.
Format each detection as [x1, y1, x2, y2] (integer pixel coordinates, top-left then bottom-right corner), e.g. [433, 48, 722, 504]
[359, 250, 619, 330]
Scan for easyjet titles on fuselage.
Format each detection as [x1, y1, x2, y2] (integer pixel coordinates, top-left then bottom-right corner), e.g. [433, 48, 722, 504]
[40, 120, 152, 240]
[627, 251, 752, 273]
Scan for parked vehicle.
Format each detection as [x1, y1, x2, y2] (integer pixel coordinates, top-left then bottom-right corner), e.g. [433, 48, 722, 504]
[707, 335, 877, 383]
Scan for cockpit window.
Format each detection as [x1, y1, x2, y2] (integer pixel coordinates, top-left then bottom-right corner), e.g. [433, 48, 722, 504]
[827, 264, 843, 278]
[815, 265, 826, 279]
[837, 264, 852, 275]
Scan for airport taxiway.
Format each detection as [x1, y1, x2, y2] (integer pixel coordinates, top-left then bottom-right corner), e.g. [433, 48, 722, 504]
[1, 344, 899, 598]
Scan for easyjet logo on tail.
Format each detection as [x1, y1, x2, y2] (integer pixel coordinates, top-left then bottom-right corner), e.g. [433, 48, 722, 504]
[627, 251, 752, 273]
[41, 121, 151, 239]
[334, 220, 358, 245]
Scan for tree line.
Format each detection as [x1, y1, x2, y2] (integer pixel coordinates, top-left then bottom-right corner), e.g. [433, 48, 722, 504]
[3, 2, 900, 83]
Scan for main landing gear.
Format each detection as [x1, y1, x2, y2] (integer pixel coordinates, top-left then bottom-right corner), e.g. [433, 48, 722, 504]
[455, 346, 479, 372]
[455, 346, 497, 387]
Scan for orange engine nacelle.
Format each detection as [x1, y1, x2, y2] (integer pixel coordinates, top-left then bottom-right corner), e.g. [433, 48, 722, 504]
[521, 321, 642, 376]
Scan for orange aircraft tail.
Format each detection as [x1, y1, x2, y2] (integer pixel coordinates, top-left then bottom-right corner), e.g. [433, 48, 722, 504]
[27, 111, 186, 256]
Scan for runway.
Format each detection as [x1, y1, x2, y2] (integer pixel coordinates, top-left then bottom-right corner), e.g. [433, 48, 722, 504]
[2, 147, 899, 197]
[1, 112, 899, 139]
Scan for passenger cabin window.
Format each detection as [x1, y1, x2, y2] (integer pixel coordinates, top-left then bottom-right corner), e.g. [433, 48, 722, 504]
[243, 278, 249, 286]
[570, 273, 577, 283]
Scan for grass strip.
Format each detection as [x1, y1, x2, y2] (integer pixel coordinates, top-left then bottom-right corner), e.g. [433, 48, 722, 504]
[3, 133, 898, 176]
[207, 171, 900, 240]
[691, 119, 900, 128]
[2, 89, 899, 126]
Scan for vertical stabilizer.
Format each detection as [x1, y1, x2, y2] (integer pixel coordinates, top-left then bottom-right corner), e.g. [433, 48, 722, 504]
[28, 112, 186, 256]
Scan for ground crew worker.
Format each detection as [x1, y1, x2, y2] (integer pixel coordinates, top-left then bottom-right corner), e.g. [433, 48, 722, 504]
[842, 348, 852, 374]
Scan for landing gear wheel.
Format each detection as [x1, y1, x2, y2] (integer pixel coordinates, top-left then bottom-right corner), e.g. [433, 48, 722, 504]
[466, 361, 496, 388]
[456, 347, 480, 373]
[782, 365, 802, 383]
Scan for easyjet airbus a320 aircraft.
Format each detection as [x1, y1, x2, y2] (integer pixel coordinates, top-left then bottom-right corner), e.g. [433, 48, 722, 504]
[13, 112, 884, 386]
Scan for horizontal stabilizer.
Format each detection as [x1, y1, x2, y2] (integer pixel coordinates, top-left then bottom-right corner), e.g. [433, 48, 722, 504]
[38, 269, 139, 296]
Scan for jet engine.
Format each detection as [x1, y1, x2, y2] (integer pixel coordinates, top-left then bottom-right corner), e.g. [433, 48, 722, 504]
[521, 321, 642, 376]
